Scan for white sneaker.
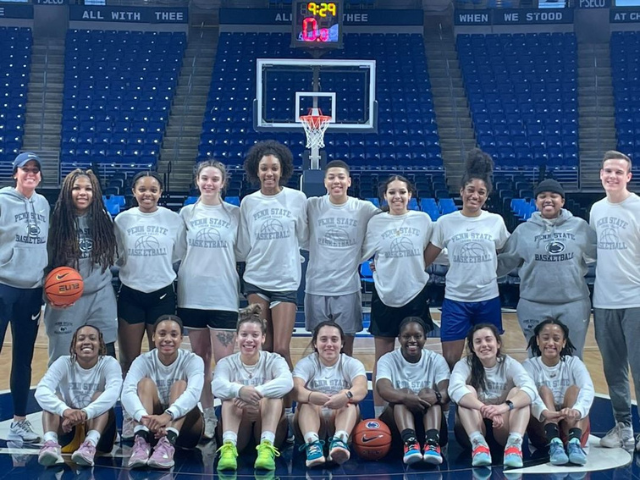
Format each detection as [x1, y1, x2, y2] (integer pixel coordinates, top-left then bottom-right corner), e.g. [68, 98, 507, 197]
[8, 419, 40, 443]
[203, 407, 217, 439]
[600, 421, 634, 451]
[121, 413, 135, 441]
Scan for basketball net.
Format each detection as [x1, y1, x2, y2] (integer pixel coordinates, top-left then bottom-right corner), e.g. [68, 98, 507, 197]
[300, 108, 331, 170]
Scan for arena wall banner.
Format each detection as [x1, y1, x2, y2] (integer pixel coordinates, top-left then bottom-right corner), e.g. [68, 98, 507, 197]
[577, 0, 611, 8]
[68, 6, 188, 23]
[610, 7, 640, 21]
[0, 4, 33, 18]
[219, 8, 423, 26]
[455, 8, 574, 25]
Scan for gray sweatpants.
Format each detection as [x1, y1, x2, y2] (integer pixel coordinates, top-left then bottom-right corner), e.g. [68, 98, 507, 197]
[44, 286, 117, 365]
[516, 297, 591, 359]
[594, 307, 640, 426]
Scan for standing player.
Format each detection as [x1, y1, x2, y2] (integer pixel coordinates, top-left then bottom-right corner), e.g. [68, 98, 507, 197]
[523, 318, 593, 466]
[178, 160, 240, 439]
[122, 315, 204, 469]
[449, 324, 537, 469]
[376, 317, 450, 465]
[36, 325, 122, 467]
[362, 175, 434, 416]
[45, 169, 118, 363]
[589, 150, 640, 452]
[293, 321, 368, 467]
[498, 179, 596, 357]
[305, 160, 378, 356]
[115, 171, 185, 439]
[114, 171, 185, 374]
[213, 305, 293, 472]
[0, 152, 49, 442]
[237, 141, 307, 370]
[425, 149, 509, 370]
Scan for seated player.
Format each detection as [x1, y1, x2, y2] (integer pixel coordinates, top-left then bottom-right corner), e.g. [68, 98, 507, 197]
[293, 321, 368, 468]
[376, 317, 450, 465]
[35, 325, 122, 467]
[449, 324, 537, 469]
[121, 315, 204, 470]
[523, 318, 593, 466]
[212, 305, 293, 472]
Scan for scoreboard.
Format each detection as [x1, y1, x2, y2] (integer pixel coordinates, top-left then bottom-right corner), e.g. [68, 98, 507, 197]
[292, 0, 344, 49]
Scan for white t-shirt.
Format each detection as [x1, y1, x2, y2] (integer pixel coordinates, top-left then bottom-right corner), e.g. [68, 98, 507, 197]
[237, 187, 308, 292]
[114, 207, 185, 293]
[35, 356, 122, 420]
[376, 348, 450, 394]
[589, 193, 640, 308]
[361, 211, 433, 307]
[305, 196, 378, 296]
[122, 348, 204, 422]
[211, 351, 293, 400]
[448, 355, 537, 405]
[431, 210, 509, 302]
[293, 353, 366, 395]
[178, 202, 240, 311]
[522, 356, 594, 422]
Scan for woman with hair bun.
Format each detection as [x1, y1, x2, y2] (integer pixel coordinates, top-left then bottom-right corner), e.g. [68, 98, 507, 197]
[213, 304, 294, 472]
[425, 149, 509, 370]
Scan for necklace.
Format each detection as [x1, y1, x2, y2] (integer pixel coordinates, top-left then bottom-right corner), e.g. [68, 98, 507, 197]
[240, 358, 259, 379]
[393, 212, 409, 236]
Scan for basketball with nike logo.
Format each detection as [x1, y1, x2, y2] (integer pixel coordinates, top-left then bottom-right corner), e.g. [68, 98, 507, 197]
[352, 419, 391, 460]
[45, 267, 84, 307]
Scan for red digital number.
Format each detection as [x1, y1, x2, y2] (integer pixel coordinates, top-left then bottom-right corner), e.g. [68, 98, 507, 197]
[302, 16, 329, 42]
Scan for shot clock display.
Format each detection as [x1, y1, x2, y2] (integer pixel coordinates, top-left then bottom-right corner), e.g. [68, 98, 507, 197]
[292, 0, 344, 49]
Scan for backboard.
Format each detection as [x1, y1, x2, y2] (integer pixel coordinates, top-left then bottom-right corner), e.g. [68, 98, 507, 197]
[254, 58, 377, 133]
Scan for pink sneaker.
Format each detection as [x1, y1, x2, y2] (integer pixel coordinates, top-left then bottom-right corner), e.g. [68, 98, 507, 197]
[38, 440, 63, 467]
[127, 436, 151, 469]
[72, 440, 96, 467]
[148, 437, 175, 469]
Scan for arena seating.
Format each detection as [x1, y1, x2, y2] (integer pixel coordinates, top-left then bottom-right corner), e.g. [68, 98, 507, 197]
[0, 27, 31, 176]
[199, 32, 442, 170]
[457, 33, 579, 173]
[612, 30, 640, 183]
[59, 30, 186, 178]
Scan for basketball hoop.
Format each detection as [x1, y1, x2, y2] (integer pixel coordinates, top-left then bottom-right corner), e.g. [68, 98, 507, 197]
[300, 108, 332, 151]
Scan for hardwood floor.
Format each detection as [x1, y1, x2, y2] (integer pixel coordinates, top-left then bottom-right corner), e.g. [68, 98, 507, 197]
[0, 311, 630, 400]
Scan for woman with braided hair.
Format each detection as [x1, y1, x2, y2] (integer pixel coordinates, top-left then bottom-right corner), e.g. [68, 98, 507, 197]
[425, 149, 509, 370]
[35, 325, 122, 467]
[45, 169, 118, 364]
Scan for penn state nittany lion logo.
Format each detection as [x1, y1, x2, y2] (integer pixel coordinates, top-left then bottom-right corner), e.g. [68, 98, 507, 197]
[79, 236, 93, 253]
[27, 223, 40, 238]
[546, 241, 565, 254]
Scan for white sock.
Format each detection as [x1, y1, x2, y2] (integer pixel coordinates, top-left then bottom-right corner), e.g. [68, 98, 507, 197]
[304, 432, 320, 445]
[374, 405, 384, 418]
[222, 431, 238, 446]
[85, 430, 101, 447]
[261, 431, 276, 444]
[469, 431, 486, 445]
[43, 431, 58, 444]
[334, 430, 349, 443]
[507, 432, 523, 446]
[134, 425, 149, 434]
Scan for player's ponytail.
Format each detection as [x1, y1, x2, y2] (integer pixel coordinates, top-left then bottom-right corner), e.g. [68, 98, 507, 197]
[237, 304, 266, 334]
[460, 148, 494, 194]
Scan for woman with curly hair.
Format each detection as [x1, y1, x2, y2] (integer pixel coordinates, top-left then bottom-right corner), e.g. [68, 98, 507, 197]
[45, 169, 118, 364]
[425, 149, 509, 370]
[237, 141, 308, 371]
[36, 325, 122, 467]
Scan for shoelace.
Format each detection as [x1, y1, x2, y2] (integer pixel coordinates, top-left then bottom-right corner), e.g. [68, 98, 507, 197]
[258, 442, 280, 458]
[424, 444, 440, 454]
[504, 445, 522, 457]
[216, 443, 237, 455]
[299, 440, 324, 457]
[15, 420, 35, 433]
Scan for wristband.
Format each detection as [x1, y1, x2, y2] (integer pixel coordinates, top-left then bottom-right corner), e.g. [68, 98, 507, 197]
[434, 390, 442, 405]
[505, 400, 514, 411]
[307, 391, 313, 403]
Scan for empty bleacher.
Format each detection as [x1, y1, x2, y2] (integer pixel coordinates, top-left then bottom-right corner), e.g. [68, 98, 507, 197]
[59, 30, 186, 178]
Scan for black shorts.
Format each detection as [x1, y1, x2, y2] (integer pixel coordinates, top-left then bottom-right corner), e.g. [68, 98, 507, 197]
[243, 281, 298, 306]
[118, 283, 176, 325]
[369, 284, 433, 338]
[178, 307, 238, 331]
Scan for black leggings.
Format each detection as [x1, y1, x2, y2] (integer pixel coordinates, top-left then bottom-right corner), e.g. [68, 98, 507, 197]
[0, 284, 43, 417]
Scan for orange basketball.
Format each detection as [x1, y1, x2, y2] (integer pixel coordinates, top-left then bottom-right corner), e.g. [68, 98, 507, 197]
[352, 419, 392, 461]
[45, 267, 84, 307]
